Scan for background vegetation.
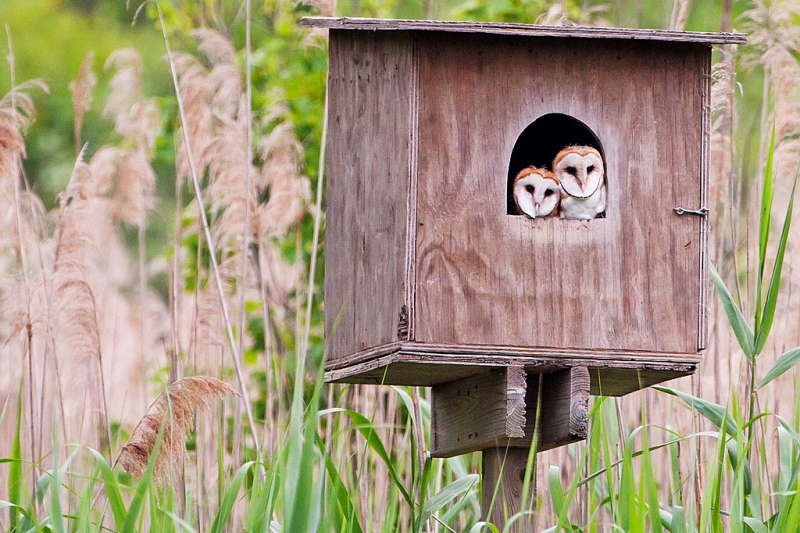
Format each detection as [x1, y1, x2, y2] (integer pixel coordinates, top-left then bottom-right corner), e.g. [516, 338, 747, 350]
[2, 0, 800, 531]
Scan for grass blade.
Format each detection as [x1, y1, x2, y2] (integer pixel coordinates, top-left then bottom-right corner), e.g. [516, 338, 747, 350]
[344, 409, 413, 506]
[88, 448, 127, 530]
[654, 386, 738, 436]
[319, 437, 364, 533]
[754, 123, 775, 332]
[758, 347, 800, 389]
[754, 177, 797, 353]
[418, 474, 479, 525]
[710, 262, 754, 360]
[9, 383, 23, 532]
[211, 461, 256, 533]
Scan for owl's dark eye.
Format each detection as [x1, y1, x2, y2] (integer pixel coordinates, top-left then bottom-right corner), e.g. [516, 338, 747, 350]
[587, 165, 595, 173]
[566, 166, 577, 175]
[544, 189, 554, 197]
[525, 184, 535, 193]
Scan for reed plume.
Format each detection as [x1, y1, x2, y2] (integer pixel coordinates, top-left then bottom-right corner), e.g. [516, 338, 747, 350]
[115, 376, 237, 478]
[69, 52, 96, 156]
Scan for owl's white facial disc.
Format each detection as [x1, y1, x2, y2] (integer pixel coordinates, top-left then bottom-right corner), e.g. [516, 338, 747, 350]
[554, 147, 605, 199]
[513, 168, 561, 218]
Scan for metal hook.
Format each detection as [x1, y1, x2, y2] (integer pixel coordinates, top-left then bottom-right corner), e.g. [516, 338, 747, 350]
[673, 206, 709, 218]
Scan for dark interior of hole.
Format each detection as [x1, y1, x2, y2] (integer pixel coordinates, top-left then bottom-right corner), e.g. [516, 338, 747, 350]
[507, 114, 605, 214]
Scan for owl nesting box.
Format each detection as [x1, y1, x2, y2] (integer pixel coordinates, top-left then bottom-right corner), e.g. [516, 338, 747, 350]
[305, 18, 745, 399]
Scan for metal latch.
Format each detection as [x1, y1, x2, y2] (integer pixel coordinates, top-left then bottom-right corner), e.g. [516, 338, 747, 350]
[673, 206, 709, 218]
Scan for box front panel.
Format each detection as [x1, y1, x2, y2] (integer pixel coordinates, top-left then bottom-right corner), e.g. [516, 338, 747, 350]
[325, 30, 413, 364]
[414, 32, 706, 355]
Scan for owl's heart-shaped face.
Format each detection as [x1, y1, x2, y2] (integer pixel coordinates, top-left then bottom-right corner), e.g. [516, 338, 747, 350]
[513, 167, 561, 218]
[553, 147, 604, 199]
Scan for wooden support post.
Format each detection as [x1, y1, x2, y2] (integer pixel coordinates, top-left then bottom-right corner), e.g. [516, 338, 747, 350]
[480, 366, 590, 530]
[482, 447, 536, 532]
[431, 366, 590, 529]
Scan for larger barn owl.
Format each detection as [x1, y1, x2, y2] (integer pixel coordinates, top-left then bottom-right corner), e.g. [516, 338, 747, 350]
[513, 167, 561, 218]
[553, 146, 606, 220]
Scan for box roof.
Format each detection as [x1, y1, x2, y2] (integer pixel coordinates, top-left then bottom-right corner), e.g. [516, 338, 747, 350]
[301, 17, 747, 45]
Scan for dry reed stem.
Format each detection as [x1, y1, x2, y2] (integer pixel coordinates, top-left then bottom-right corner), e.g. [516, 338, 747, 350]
[156, 0, 261, 456]
[115, 376, 237, 478]
[670, 0, 692, 31]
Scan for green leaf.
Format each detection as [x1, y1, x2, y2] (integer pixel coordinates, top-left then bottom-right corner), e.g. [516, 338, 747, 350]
[88, 448, 127, 530]
[9, 383, 23, 532]
[211, 461, 256, 533]
[710, 263, 754, 360]
[754, 177, 797, 354]
[755, 123, 776, 332]
[344, 409, 413, 506]
[758, 347, 800, 389]
[726, 440, 753, 496]
[743, 517, 770, 533]
[654, 386, 738, 436]
[418, 474, 479, 525]
[548, 465, 566, 517]
[469, 522, 500, 533]
[319, 438, 364, 533]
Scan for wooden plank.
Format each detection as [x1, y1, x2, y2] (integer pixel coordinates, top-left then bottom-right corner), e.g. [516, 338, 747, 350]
[402, 36, 420, 342]
[431, 367, 527, 457]
[301, 17, 747, 45]
[324, 349, 695, 394]
[325, 340, 701, 371]
[413, 32, 705, 355]
[324, 30, 413, 363]
[698, 49, 711, 351]
[482, 447, 536, 532]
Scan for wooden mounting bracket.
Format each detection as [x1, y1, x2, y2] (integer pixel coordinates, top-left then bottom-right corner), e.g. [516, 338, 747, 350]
[430, 366, 590, 458]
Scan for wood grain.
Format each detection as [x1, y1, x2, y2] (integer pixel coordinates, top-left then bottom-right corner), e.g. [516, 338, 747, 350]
[482, 447, 536, 532]
[301, 17, 747, 45]
[431, 367, 527, 457]
[324, 342, 696, 395]
[324, 30, 414, 363]
[413, 32, 707, 355]
[698, 51, 711, 350]
[501, 367, 590, 451]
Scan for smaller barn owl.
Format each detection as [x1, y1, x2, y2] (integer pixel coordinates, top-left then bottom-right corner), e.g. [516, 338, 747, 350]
[513, 167, 561, 219]
[553, 146, 606, 220]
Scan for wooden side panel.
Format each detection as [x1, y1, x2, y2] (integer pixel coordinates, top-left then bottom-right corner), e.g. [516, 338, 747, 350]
[414, 33, 707, 355]
[324, 30, 414, 364]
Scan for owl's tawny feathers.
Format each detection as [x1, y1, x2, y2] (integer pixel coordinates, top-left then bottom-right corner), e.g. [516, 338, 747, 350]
[553, 146, 606, 220]
[513, 167, 561, 219]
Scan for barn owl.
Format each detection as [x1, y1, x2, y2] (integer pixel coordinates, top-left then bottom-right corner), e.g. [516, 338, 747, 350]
[553, 146, 606, 220]
[513, 167, 561, 218]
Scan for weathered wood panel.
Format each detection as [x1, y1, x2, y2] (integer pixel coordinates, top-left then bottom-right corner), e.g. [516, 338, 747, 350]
[302, 17, 747, 45]
[324, 30, 414, 363]
[414, 32, 706, 355]
[324, 344, 696, 395]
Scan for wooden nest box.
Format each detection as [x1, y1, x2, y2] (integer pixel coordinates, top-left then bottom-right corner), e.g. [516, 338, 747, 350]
[305, 16, 745, 455]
